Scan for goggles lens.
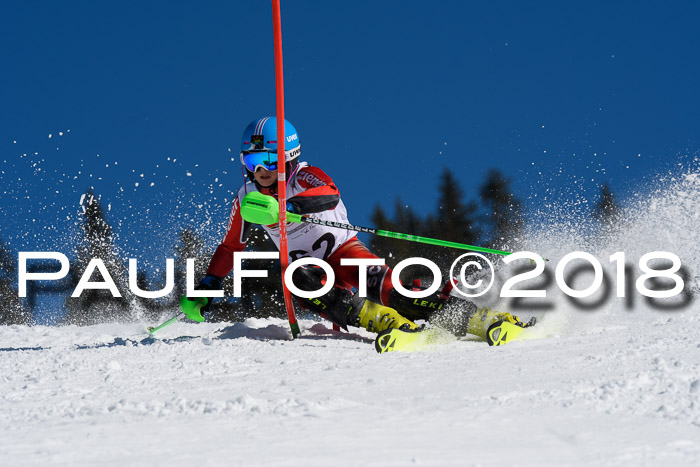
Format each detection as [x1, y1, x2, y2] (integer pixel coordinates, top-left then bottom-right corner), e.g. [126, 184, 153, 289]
[242, 150, 278, 173]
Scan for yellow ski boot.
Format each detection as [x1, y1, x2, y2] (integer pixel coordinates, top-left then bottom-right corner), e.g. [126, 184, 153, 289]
[373, 304, 537, 353]
[354, 300, 419, 333]
[467, 307, 535, 346]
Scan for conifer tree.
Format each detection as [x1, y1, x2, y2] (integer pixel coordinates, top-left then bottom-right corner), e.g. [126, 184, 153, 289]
[0, 238, 28, 325]
[593, 183, 621, 226]
[431, 168, 481, 245]
[479, 169, 523, 249]
[390, 199, 427, 265]
[368, 168, 483, 284]
[369, 205, 395, 261]
[370, 199, 430, 268]
[63, 190, 131, 325]
[422, 168, 482, 270]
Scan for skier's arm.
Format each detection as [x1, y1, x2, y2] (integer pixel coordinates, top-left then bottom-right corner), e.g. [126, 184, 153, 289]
[287, 166, 340, 214]
[206, 197, 252, 278]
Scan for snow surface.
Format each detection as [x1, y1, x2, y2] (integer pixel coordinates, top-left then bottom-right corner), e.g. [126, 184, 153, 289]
[1, 312, 699, 467]
[1, 168, 699, 466]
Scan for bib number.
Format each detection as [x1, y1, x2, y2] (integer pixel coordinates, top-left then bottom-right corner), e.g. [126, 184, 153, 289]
[289, 232, 336, 261]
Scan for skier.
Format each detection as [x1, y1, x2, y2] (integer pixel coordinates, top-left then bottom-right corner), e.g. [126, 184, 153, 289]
[186, 117, 532, 350]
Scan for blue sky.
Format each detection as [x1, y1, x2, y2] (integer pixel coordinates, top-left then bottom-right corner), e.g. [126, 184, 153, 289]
[1, 0, 699, 262]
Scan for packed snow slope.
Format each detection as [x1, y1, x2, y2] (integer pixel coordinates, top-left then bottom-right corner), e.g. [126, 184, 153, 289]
[1, 170, 699, 466]
[1, 312, 699, 467]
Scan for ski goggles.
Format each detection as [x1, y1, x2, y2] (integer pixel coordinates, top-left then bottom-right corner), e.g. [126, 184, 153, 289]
[240, 150, 278, 173]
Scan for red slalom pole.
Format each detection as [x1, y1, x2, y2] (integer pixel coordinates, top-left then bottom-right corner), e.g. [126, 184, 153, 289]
[272, 0, 300, 338]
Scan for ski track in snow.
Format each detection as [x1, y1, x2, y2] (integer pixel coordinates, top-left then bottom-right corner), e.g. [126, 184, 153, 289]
[1, 168, 699, 466]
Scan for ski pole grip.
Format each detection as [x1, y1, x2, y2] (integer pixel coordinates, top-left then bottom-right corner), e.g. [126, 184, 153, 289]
[241, 192, 302, 224]
[179, 295, 209, 322]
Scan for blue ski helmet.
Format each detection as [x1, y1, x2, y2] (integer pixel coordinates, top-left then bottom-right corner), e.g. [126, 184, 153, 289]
[239, 117, 301, 174]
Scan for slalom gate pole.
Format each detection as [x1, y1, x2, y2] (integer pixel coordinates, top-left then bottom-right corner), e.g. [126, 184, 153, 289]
[272, 0, 301, 338]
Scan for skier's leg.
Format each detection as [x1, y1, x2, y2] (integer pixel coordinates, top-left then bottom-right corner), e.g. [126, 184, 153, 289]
[325, 238, 393, 305]
[323, 238, 530, 338]
[324, 238, 495, 335]
[384, 277, 532, 339]
[323, 238, 420, 332]
[325, 238, 498, 328]
[290, 265, 418, 333]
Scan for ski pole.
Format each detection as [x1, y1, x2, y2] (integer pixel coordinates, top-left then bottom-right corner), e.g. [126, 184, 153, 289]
[148, 311, 184, 334]
[240, 191, 515, 257]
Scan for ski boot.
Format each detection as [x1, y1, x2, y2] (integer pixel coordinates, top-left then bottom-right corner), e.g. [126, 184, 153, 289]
[417, 276, 535, 345]
[374, 325, 445, 353]
[375, 307, 536, 353]
[350, 300, 419, 333]
[465, 307, 536, 346]
[291, 265, 419, 334]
